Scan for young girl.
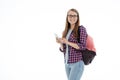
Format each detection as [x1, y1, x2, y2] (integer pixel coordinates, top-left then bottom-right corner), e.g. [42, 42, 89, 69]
[56, 8, 87, 80]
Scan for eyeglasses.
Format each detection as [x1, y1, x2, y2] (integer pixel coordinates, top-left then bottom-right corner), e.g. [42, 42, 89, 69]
[68, 15, 78, 18]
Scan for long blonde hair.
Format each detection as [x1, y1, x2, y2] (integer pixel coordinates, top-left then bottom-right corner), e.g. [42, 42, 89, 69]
[62, 8, 80, 38]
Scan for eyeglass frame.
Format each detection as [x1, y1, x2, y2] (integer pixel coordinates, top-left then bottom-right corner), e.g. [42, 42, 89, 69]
[67, 14, 78, 18]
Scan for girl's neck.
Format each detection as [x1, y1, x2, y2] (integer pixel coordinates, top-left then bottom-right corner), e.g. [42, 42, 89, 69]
[70, 24, 75, 30]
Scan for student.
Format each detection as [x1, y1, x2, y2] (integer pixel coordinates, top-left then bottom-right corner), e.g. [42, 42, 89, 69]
[56, 8, 87, 80]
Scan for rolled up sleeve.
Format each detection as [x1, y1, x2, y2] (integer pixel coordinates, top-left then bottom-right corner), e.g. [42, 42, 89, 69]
[59, 44, 66, 53]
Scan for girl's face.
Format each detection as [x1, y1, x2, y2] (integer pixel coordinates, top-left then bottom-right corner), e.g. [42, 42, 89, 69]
[67, 11, 78, 25]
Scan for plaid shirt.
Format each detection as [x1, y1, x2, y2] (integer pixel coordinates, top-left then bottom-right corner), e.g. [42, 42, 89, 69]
[60, 25, 87, 63]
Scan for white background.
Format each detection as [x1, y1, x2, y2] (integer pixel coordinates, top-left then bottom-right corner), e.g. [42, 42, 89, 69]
[0, 0, 120, 80]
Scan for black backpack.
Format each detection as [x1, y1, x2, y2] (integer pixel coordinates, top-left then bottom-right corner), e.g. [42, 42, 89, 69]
[78, 26, 96, 65]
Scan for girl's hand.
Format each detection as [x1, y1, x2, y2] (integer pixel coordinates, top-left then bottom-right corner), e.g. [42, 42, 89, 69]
[62, 38, 68, 44]
[56, 38, 63, 44]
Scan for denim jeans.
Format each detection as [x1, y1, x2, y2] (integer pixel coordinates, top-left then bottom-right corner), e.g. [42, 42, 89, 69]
[65, 60, 84, 80]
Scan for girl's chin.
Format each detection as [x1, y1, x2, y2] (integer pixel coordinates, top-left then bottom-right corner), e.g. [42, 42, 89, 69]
[70, 23, 76, 25]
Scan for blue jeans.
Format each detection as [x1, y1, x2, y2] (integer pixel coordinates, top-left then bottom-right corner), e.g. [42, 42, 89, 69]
[65, 60, 84, 80]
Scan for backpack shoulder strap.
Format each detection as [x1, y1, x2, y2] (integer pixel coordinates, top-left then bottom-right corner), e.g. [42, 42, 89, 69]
[77, 25, 87, 43]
